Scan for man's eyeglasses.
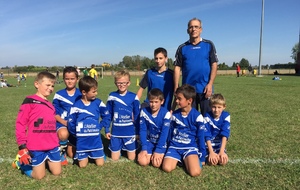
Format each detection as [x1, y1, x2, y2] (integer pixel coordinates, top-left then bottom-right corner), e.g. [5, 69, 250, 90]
[115, 82, 129, 86]
[188, 25, 201, 30]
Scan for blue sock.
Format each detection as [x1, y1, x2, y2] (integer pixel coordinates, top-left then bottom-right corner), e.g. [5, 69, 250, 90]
[20, 164, 33, 178]
[60, 140, 68, 147]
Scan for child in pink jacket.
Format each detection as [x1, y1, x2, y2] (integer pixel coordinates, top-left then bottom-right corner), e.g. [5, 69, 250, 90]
[13, 71, 61, 179]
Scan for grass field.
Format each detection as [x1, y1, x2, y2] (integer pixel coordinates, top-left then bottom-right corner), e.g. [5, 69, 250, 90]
[0, 74, 299, 189]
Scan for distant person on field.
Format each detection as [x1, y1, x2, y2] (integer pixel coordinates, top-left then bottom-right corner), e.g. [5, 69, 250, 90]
[106, 70, 140, 161]
[56, 70, 60, 81]
[67, 76, 110, 168]
[137, 47, 175, 111]
[203, 94, 230, 166]
[75, 66, 81, 77]
[13, 72, 61, 179]
[173, 18, 218, 116]
[274, 70, 279, 75]
[89, 64, 98, 80]
[52, 67, 82, 165]
[248, 65, 253, 76]
[21, 73, 27, 81]
[83, 67, 89, 76]
[138, 88, 171, 168]
[236, 64, 241, 77]
[16, 72, 21, 86]
[241, 69, 246, 76]
[162, 84, 206, 177]
[0, 72, 3, 79]
[1, 79, 15, 87]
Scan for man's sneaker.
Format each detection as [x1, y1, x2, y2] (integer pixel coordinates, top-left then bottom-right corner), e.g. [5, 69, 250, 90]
[61, 152, 68, 166]
[12, 154, 20, 169]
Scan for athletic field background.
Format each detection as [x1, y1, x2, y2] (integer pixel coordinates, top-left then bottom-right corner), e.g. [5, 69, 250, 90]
[0, 74, 299, 189]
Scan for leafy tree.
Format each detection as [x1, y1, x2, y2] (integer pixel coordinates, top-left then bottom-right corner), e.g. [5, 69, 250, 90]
[141, 57, 153, 70]
[167, 58, 174, 70]
[291, 42, 299, 63]
[239, 58, 250, 68]
[218, 62, 229, 70]
[231, 62, 237, 68]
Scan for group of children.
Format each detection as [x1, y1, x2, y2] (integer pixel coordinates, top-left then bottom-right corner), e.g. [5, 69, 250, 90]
[13, 48, 230, 179]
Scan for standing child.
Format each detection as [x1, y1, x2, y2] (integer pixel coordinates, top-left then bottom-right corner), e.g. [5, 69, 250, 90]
[236, 64, 241, 77]
[16, 72, 21, 86]
[52, 67, 82, 165]
[83, 67, 89, 77]
[106, 70, 140, 161]
[13, 72, 61, 179]
[138, 88, 171, 167]
[137, 47, 174, 110]
[89, 64, 98, 80]
[203, 94, 230, 166]
[67, 76, 110, 168]
[162, 84, 206, 177]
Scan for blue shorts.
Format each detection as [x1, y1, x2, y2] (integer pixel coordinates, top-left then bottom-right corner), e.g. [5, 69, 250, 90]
[74, 149, 105, 161]
[56, 123, 66, 131]
[164, 147, 200, 163]
[144, 141, 166, 155]
[30, 147, 61, 166]
[109, 136, 137, 152]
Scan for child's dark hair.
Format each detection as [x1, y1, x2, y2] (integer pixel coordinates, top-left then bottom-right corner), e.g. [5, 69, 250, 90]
[63, 66, 78, 79]
[175, 84, 196, 102]
[154, 47, 167, 57]
[148, 88, 164, 101]
[78, 76, 98, 92]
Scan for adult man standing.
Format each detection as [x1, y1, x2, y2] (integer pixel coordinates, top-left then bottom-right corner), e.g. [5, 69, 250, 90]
[173, 18, 218, 115]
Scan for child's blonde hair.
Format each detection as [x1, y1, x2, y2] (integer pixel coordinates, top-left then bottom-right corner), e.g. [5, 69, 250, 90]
[115, 70, 130, 81]
[209, 94, 226, 106]
[35, 71, 56, 83]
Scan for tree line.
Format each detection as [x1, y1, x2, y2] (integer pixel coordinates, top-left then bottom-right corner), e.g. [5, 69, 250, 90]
[2, 42, 298, 73]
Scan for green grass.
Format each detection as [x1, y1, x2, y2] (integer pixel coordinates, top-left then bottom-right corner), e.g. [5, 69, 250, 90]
[0, 75, 299, 189]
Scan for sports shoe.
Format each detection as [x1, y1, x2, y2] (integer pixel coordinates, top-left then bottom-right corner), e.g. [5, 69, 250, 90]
[12, 154, 33, 178]
[61, 152, 68, 166]
[12, 154, 20, 169]
[59, 142, 68, 165]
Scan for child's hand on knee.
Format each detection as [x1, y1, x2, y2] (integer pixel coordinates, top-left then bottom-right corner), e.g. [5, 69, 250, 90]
[218, 153, 228, 165]
[208, 152, 219, 165]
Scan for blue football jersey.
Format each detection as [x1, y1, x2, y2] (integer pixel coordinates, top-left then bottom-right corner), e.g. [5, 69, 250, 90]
[203, 111, 230, 153]
[169, 108, 206, 161]
[174, 39, 218, 93]
[139, 106, 171, 154]
[52, 88, 82, 128]
[68, 98, 110, 152]
[106, 91, 140, 137]
[139, 68, 174, 110]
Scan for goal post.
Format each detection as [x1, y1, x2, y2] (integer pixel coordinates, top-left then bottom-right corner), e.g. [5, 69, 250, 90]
[95, 67, 104, 79]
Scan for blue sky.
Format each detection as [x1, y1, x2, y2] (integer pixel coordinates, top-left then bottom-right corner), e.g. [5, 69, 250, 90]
[0, 0, 299, 68]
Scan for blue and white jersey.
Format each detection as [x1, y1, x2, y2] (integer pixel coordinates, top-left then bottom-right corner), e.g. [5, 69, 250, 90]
[53, 88, 82, 128]
[106, 91, 140, 137]
[139, 68, 174, 110]
[169, 108, 206, 161]
[203, 111, 230, 153]
[173, 39, 218, 93]
[68, 98, 111, 152]
[139, 107, 171, 154]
